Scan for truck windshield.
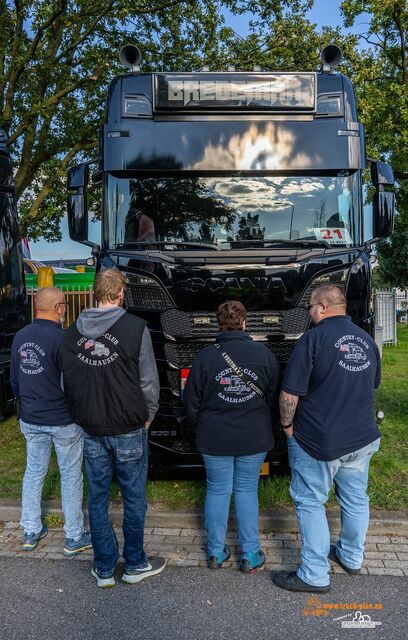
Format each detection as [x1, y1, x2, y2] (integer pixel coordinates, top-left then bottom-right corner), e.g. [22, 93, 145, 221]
[107, 172, 361, 249]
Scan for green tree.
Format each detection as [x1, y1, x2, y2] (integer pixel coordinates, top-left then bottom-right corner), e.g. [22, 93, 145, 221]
[377, 185, 408, 287]
[218, 1, 356, 73]
[0, 0, 242, 240]
[340, 0, 408, 286]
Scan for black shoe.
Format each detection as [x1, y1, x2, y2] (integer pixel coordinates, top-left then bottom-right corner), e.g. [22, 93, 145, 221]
[208, 544, 231, 570]
[328, 545, 361, 575]
[272, 571, 330, 593]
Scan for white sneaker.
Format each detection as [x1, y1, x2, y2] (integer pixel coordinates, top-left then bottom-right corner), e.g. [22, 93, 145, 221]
[91, 566, 115, 588]
[122, 557, 167, 584]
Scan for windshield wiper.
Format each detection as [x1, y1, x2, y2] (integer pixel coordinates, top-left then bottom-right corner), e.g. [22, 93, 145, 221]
[273, 239, 333, 249]
[219, 239, 332, 249]
[116, 241, 220, 251]
[116, 239, 334, 251]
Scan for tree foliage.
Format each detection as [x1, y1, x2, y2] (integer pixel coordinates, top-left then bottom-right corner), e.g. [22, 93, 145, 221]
[341, 0, 407, 178]
[0, 0, 239, 238]
[340, 0, 408, 286]
[377, 185, 408, 287]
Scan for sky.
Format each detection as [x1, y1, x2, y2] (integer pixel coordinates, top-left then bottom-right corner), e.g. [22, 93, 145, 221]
[30, 0, 369, 261]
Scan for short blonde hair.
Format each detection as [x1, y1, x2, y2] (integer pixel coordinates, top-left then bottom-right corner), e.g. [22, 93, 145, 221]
[94, 268, 126, 304]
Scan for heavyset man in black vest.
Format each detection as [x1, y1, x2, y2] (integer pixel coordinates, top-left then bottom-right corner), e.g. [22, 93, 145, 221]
[60, 268, 166, 588]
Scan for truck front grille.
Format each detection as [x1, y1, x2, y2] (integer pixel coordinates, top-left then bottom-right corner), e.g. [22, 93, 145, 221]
[166, 371, 181, 395]
[125, 284, 174, 311]
[160, 308, 309, 338]
[281, 307, 310, 334]
[164, 340, 296, 369]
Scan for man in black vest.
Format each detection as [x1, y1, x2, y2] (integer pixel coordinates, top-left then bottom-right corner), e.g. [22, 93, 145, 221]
[60, 268, 165, 588]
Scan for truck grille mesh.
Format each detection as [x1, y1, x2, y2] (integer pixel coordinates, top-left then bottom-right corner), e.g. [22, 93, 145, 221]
[164, 340, 296, 370]
[160, 308, 309, 338]
[125, 284, 174, 311]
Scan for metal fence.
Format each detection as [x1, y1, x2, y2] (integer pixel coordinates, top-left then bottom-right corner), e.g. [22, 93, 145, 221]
[27, 285, 96, 329]
[395, 289, 408, 323]
[375, 288, 408, 346]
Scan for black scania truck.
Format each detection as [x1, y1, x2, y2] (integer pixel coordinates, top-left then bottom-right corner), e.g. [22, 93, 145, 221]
[67, 45, 395, 474]
[0, 129, 27, 418]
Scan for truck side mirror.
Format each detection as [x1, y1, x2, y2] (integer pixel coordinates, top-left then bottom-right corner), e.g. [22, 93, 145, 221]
[373, 191, 395, 239]
[67, 194, 88, 242]
[370, 160, 394, 188]
[369, 159, 395, 241]
[67, 163, 89, 190]
[67, 164, 89, 243]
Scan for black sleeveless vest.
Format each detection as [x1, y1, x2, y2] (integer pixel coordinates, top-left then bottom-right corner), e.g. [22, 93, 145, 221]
[60, 313, 148, 436]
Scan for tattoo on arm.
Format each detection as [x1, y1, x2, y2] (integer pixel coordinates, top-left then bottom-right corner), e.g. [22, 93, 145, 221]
[279, 391, 299, 425]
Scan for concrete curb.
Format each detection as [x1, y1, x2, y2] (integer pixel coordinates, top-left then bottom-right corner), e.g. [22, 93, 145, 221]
[1, 499, 407, 535]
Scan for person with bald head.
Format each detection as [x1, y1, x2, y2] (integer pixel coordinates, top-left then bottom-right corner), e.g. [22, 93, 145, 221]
[10, 287, 91, 556]
[272, 284, 381, 594]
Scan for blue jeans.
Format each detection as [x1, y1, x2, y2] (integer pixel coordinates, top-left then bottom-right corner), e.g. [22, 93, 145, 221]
[202, 452, 267, 556]
[83, 428, 148, 578]
[288, 436, 381, 587]
[20, 421, 85, 540]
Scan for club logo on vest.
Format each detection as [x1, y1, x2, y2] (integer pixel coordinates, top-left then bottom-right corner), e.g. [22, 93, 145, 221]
[340, 342, 366, 362]
[84, 339, 110, 357]
[216, 367, 257, 404]
[18, 342, 45, 375]
[335, 335, 371, 372]
[77, 334, 119, 366]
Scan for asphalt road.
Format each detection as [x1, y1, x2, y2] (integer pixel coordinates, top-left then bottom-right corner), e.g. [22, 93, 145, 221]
[0, 558, 406, 640]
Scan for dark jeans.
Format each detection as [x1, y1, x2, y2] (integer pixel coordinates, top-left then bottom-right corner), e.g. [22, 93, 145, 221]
[83, 428, 148, 577]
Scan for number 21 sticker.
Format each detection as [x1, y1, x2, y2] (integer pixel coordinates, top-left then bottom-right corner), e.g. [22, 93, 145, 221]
[313, 227, 352, 245]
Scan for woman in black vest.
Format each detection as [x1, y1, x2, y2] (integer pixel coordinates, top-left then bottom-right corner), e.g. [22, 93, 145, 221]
[184, 301, 280, 573]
